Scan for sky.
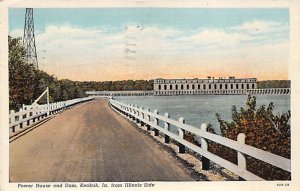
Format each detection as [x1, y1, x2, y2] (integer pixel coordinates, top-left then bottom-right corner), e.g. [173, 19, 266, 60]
[9, 8, 290, 81]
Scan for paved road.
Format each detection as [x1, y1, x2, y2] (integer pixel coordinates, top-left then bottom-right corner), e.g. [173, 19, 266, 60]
[10, 99, 193, 182]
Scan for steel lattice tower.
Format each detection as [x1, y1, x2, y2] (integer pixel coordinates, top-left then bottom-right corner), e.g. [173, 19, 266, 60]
[23, 8, 38, 68]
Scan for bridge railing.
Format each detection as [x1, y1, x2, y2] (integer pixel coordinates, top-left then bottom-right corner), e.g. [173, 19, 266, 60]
[109, 99, 290, 181]
[9, 97, 93, 135]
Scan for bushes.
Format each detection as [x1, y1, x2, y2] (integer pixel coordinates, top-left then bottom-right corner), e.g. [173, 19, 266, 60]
[207, 95, 291, 180]
[185, 95, 291, 180]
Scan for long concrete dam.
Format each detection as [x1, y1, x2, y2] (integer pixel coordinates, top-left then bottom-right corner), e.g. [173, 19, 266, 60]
[86, 88, 290, 97]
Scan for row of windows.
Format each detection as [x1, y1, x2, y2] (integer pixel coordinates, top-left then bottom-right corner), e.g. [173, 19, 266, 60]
[158, 83, 255, 90]
[155, 90, 247, 95]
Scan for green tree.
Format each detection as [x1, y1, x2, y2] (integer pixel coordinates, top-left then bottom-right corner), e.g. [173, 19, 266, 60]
[9, 36, 86, 110]
[9, 36, 37, 109]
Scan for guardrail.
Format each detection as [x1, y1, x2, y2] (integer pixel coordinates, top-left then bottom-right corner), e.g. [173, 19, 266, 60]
[109, 99, 290, 181]
[9, 97, 93, 135]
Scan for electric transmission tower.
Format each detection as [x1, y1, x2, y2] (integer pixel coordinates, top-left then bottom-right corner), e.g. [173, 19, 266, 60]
[23, 8, 38, 68]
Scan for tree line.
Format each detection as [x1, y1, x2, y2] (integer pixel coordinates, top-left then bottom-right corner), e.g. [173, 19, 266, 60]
[78, 80, 153, 92]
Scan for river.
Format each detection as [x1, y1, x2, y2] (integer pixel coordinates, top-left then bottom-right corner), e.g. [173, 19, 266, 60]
[115, 94, 290, 134]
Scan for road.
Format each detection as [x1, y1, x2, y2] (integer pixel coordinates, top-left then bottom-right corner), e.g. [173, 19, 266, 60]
[10, 98, 193, 182]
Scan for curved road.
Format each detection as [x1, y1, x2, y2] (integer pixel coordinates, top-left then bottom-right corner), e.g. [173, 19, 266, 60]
[10, 98, 193, 182]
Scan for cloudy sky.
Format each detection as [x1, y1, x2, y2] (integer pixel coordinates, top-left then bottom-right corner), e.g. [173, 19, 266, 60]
[9, 8, 289, 81]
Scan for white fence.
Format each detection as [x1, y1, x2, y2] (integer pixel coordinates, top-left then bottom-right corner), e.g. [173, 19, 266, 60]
[9, 97, 93, 135]
[109, 99, 291, 181]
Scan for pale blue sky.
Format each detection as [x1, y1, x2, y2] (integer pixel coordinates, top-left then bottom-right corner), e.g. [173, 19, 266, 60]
[9, 8, 290, 81]
[9, 8, 289, 34]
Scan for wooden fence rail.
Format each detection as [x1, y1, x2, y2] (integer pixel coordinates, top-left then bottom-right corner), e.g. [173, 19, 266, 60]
[9, 97, 93, 135]
[109, 99, 290, 181]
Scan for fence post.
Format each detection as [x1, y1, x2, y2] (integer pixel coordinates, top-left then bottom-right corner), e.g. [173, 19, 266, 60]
[53, 103, 56, 114]
[17, 109, 23, 129]
[49, 103, 52, 114]
[136, 105, 140, 124]
[45, 105, 48, 116]
[55, 102, 60, 113]
[164, 113, 170, 143]
[25, 110, 31, 127]
[39, 106, 43, 119]
[123, 104, 127, 117]
[44, 105, 47, 117]
[132, 105, 136, 121]
[178, 117, 185, 153]
[55, 103, 58, 113]
[19, 108, 25, 129]
[140, 106, 145, 126]
[32, 107, 36, 123]
[56, 102, 59, 112]
[120, 105, 124, 115]
[200, 123, 210, 170]
[237, 133, 246, 181]
[128, 105, 131, 116]
[129, 104, 133, 120]
[10, 110, 16, 133]
[146, 108, 151, 131]
[153, 110, 159, 136]
[52, 103, 55, 114]
[18, 108, 23, 129]
[46, 87, 50, 115]
[29, 108, 35, 125]
[36, 106, 40, 121]
[124, 104, 129, 118]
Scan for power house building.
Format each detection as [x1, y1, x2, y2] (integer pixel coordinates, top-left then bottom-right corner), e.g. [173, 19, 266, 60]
[153, 77, 257, 95]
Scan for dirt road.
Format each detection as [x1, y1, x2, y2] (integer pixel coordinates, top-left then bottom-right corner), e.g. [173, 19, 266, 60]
[10, 98, 193, 182]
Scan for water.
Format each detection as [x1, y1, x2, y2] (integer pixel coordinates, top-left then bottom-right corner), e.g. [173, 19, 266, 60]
[116, 95, 290, 134]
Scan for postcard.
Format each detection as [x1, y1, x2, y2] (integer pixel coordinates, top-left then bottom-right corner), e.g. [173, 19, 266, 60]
[1, 0, 300, 191]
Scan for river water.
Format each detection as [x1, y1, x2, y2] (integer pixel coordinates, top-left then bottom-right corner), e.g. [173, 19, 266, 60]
[116, 95, 290, 134]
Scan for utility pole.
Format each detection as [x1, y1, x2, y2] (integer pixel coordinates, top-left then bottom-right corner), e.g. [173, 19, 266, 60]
[23, 8, 38, 68]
